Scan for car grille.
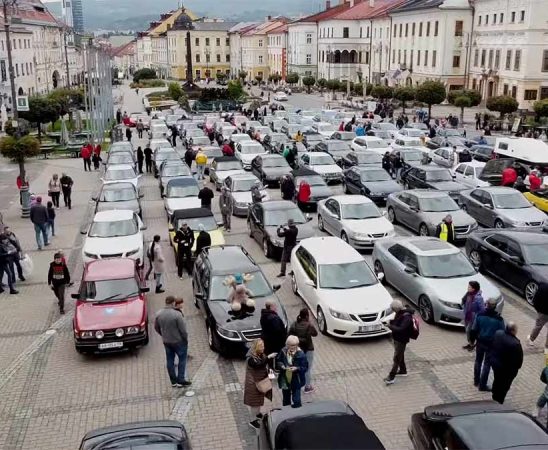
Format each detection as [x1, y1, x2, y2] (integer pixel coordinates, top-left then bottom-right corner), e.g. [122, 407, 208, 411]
[350, 313, 379, 323]
[527, 222, 542, 227]
[241, 329, 262, 342]
[371, 233, 387, 239]
[100, 253, 123, 258]
[454, 225, 469, 234]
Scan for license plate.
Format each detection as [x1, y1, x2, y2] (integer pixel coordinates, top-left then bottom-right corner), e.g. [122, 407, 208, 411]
[98, 342, 123, 350]
[359, 324, 382, 332]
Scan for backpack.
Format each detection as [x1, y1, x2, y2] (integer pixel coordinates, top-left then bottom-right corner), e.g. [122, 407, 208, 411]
[409, 313, 420, 340]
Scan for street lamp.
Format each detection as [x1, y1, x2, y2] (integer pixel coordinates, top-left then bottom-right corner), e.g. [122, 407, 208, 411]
[205, 48, 211, 80]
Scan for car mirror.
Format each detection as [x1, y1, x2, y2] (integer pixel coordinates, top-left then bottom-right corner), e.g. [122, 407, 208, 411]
[71, 293, 80, 299]
[509, 255, 523, 265]
[194, 292, 203, 300]
[305, 278, 316, 287]
[376, 272, 385, 281]
[404, 264, 416, 274]
[484, 203, 493, 209]
[140, 287, 150, 293]
[140, 225, 148, 230]
[273, 284, 281, 291]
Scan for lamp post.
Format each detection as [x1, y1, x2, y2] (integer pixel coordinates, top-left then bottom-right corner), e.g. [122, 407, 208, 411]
[205, 48, 211, 81]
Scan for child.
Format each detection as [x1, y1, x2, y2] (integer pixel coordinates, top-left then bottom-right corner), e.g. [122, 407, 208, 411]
[46, 201, 56, 237]
[92, 151, 102, 170]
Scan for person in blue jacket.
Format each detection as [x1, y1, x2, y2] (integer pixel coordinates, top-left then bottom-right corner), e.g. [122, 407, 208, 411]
[276, 335, 308, 408]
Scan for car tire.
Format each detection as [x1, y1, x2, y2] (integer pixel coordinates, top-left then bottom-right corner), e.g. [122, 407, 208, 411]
[373, 260, 386, 284]
[419, 223, 429, 236]
[318, 214, 325, 231]
[317, 307, 328, 335]
[341, 231, 349, 244]
[494, 219, 504, 229]
[291, 272, 299, 296]
[469, 250, 482, 271]
[206, 322, 220, 352]
[525, 281, 538, 306]
[263, 239, 273, 258]
[387, 207, 397, 224]
[418, 295, 435, 324]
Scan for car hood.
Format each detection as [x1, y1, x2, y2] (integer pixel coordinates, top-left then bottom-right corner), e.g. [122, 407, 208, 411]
[363, 180, 402, 194]
[309, 164, 342, 174]
[75, 297, 145, 331]
[103, 178, 139, 189]
[264, 223, 316, 242]
[498, 207, 547, 223]
[96, 200, 139, 214]
[310, 185, 332, 199]
[240, 152, 267, 164]
[165, 197, 201, 212]
[262, 166, 291, 178]
[216, 169, 246, 181]
[232, 190, 270, 204]
[318, 283, 392, 314]
[428, 181, 467, 192]
[425, 274, 500, 305]
[84, 234, 142, 255]
[421, 210, 476, 227]
[341, 217, 394, 235]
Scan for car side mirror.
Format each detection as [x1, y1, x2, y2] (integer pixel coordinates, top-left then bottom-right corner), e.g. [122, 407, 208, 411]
[140, 225, 148, 230]
[91, 196, 97, 201]
[484, 203, 493, 209]
[273, 284, 281, 291]
[140, 287, 150, 293]
[71, 293, 80, 299]
[194, 292, 203, 300]
[404, 265, 416, 274]
[509, 255, 523, 265]
[306, 214, 313, 222]
[305, 278, 316, 287]
[376, 272, 385, 281]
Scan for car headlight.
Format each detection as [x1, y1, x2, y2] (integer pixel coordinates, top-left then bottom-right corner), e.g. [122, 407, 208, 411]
[470, 222, 478, 230]
[95, 330, 105, 339]
[126, 248, 140, 257]
[352, 232, 371, 240]
[216, 325, 241, 341]
[80, 331, 93, 339]
[510, 220, 526, 227]
[84, 252, 98, 259]
[382, 307, 393, 318]
[115, 328, 124, 337]
[329, 308, 352, 321]
[439, 300, 462, 310]
[126, 326, 140, 334]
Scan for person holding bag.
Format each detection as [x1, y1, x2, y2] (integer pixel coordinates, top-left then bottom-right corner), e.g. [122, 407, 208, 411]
[276, 335, 308, 408]
[48, 174, 61, 208]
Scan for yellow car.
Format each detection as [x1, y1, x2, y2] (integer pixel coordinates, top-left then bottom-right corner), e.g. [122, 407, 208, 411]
[524, 189, 548, 213]
[169, 208, 225, 255]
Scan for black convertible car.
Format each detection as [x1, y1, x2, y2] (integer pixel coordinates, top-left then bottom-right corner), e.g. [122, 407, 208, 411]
[401, 166, 467, 203]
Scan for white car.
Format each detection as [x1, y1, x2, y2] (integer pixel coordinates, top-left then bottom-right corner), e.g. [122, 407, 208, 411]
[253, 126, 272, 142]
[392, 136, 424, 150]
[163, 176, 201, 218]
[235, 141, 268, 170]
[150, 123, 169, 139]
[110, 141, 134, 154]
[149, 139, 173, 154]
[273, 91, 288, 101]
[299, 152, 343, 183]
[245, 120, 261, 132]
[351, 136, 391, 154]
[318, 195, 395, 249]
[82, 210, 146, 265]
[312, 122, 336, 139]
[453, 161, 489, 188]
[290, 236, 394, 338]
[103, 164, 141, 191]
[220, 125, 237, 140]
[186, 128, 205, 139]
[396, 128, 427, 139]
[230, 133, 252, 144]
[372, 122, 398, 138]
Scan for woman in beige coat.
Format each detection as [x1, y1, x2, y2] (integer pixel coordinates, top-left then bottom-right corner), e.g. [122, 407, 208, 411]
[48, 173, 61, 208]
[150, 235, 165, 293]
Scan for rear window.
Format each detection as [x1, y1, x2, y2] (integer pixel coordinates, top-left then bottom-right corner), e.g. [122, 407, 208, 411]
[483, 159, 511, 174]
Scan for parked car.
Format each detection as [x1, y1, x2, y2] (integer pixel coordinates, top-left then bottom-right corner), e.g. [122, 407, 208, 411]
[223, 173, 270, 216]
[158, 162, 192, 195]
[339, 151, 382, 170]
[466, 230, 548, 304]
[290, 236, 393, 338]
[299, 152, 343, 183]
[312, 121, 336, 138]
[103, 151, 136, 168]
[163, 177, 201, 219]
[343, 166, 402, 203]
[153, 148, 180, 177]
[478, 158, 530, 186]
[273, 91, 288, 101]
[198, 145, 223, 173]
[351, 136, 390, 154]
[251, 154, 291, 186]
[431, 147, 458, 168]
[469, 144, 495, 162]
[452, 161, 489, 188]
[192, 245, 286, 353]
[330, 131, 356, 142]
[147, 138, 172, 154]
[396, 128, 426, 139]
[371, 122, 398, 138]
[392, 136, 423, 150]
[524, 188, 548, 213]
[93, 182, 143, 218]
[372, 237, 502, 324]
[209, 156, 245, 190]
[401, 166, 467, 203]
[390, 148, 425, 170]
[235, 141, 268, 170]
[289, 167, 331, 210]
[72, 258, 149, 354]
[102, 164, 142, 192]
[459, 186, 547, 229]
[426, 135, 469, 151]
[313, 140, 351, 163]
[386, 190, 477, 240]
[302, 131, 324, 148]
[169, 207, 224, 255]
[109, 141, 134, 154]
[318, 195, 394, 249]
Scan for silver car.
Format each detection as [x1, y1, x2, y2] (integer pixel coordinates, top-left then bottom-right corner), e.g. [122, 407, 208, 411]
[372, 237, 503, 325]
[387, 190, 477, 240]
[459, 186, 547, 229]
[209, 157, 245, 190]
[223, 173, 269, 216]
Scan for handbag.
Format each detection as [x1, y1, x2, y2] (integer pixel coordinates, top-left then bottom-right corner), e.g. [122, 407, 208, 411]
[255, 376, 272, 394]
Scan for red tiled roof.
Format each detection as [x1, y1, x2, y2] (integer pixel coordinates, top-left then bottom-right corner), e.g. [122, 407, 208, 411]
[112, 40, 136, 57]
[267, 23, 288, 34]
[1, 0, 60, 26]
[294, 1, 352, 23]
[333, 0, 406, 20]
[242, 18, 289, 36]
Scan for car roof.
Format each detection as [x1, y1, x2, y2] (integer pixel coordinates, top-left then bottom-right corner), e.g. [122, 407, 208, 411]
[300, 237, 363, 264]
[358, 136, 383, 141]
[228, 173, 258, 181]
[239, 140, 263, 146]
[172, 207, 213, 220]
[261, 200, 298, 211]
[405, 189, 450, 198]
[84, 258, 137, 281]
[93, 209, 134, 222]
[166, 176, 198, 187]
[214, 156, 239, 163]
[102, 182, 135, 190]
[416, 165, 450, 172]
[328, 195, 373, 205]
[204, 245, 258, 275]
[261, 154, 284, 160]
[478, 186, 518, 194]
[106, 164, 134, 171]
[485, 230, 548, 244]
[401, 237, 459, 256]
[355, 166, 386, 172]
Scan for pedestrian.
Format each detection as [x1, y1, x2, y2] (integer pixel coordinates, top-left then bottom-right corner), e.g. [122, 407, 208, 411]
[219, 186, 233, 231]
[382, 152, 392, 176]
[195, 148, 207, 180]
[527, 287, 548, 348]
[222, 141, 234, 156]
[275, 335, 308, 408]
[280, 175, 295, 201]
[81, 143, 92, 171]
[116, 108, 122, 124]
[393, 152, 403, 181]
[355, 123, 365, 136]
[501, 165, 517, 187]
[145, 239, 154, 281]
[60, 173, 73, 209]
[198, 184, 214, 210]
[513, 176, 527, 193]
[195, 224, 211, 257]
[297, 180, 311, 210]
[16, 174, 28, 205]
[534, 365, 548, 418]
[91, 151, 102, 170]
[2, 226, 24, 281]
[276, 218, 298, 277]
[144, 146, 153, 173]
[384, 300, 417, 385]
[490, 322, 523, 404]
[173, 222, 194, 278]
[251, 182, 265, 204]
[0, 230, 18, 294]
[338, 121, 344, 131]
[154, 295, 192, 388]
[136, 119, 144, 138]
[244, 338, 275, 430]
[260, 300, 287, 356]
[30, 196, 49, 250]
[529, 170, 542, 191]
[149, 235, 166, 293]
[46, 201, 56, 238]
[47, 252, 70, 314]
[137, 146, 144, 174]
[288, 308, 317, 394]
[126, 127, 132, 142]
[436, 214, 456, 245]
[462, 281, 485, 351]
[47, 173, 61, 208]
[184, 147, 194, 168]
[475, 113, 481, 130]
[470, 297, 505, 391]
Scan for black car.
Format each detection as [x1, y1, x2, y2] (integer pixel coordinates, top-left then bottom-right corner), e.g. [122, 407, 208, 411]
[401, 166, 467, 202]
[469, 144, 495, 162]
[466, 229, 548, 305]
[390, 148, 425, 170]
[478, 158, 530, 186]
[426, 135, 469, 151]
[248, 200, 314, 258]
[339, 150, 382, 169]
[290, 167, 332, 210]
[192, 245, 287, 354]
[251, 154, 291, 186]
[343, 166, 402, 203]
[93, 181, 143, 218]
[79, 420, 191, 450]
[313, 140, 351, 163]
[409, 400, 548, 450]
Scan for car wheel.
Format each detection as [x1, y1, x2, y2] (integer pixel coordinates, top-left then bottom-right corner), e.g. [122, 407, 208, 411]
[525, 281, 538, 306]
[317, 307, 328, 335]
[469, 250, 482, 270]
[318, 214, 325, 231]
[206, 322, 220, 352]
[461, 204, 468, 212]
[419, 223, 429, 236]
[387, 207, 397, 224]
[341, 231, 349, 244]
[373, 260, 386, 284]
[263, 239, 273, 258]
[494, 219, 504, 229]
[291, 272, 299, 296]
[342, 181, 349, 194]
[418, 295, 435, 324]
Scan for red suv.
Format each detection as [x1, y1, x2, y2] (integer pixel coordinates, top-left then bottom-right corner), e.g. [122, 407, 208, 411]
[72, 259, 149, 354]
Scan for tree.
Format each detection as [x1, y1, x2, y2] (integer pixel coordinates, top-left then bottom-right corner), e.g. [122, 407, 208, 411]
[255, 75, 263, 84]
[0, 135, 40, 185]
[302, 76, 315, 94]
[371, 85, 394, 100]
[286, 72, 299, 86]
[178, 92, 190, 110]
[167, 82, 183, 101]
[326, 79, 340, 93]
[227, 80, 245, 101]
[415, 80, 447, 119]
[238, 70, 247, 83]
[48, 88, 84, 116]
[393, 86, 415, 114]
[317, 78, 327, 89]
[486, 95, 519, 118]
[133, 68, 156, 83]
[19, 96, 60, 140]
[447, 89, 482, 123]
[533, 99, 548, 119]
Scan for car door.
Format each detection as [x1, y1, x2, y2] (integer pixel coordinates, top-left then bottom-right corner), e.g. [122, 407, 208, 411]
[384, 244, 411, 294]
[465, 189, 485, 224]
[454, 163, 466, 185]
[480, 191, 497, 227]
[481, 234, 509, 276]
[323, 199, 340, 235]
[504, 239, 530, 292]
[463, 165, 477, 188]
[251, 156, 261, 178]
[248, 203, 262, 242]
[432, 149, 444, 166]
[345, 167, 359, 193]
[415, 169, 427, 189]
[406, 194, 421, 232]
[393, 193, 413, 228]
[294, 247, 317, 308]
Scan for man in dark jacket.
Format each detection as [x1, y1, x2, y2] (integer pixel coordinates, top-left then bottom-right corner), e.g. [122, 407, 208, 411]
[0, 230, 18, 294]
[3, 226, 24, 281]
[251, 184, 265, 204]
[136, 146, 144, 174]
[194, 224, 211, 257]
[527, 286, 548, 348]
[436, 214, 456, 245]
[490, 322, 523, 404]
[173, 222, 194, 277]
[470, 297, 505, 391]
[47, 252, 70, 314]
[385, 300, 415, 385]
[280, 175, 295, 201]
[30, 196, 49, 250]
[198, 185, 214, 210]
[184, 147, 195, 168]
[382, 152, 392, 176]
[143, 146, 153, 173]
[60, 173, 73, 209]
[277, 218, 298, 277]
[260, 300, 287, 355]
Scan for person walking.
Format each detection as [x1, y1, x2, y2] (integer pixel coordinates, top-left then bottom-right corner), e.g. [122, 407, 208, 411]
[0, 231, 19, 294]
[173, 222, 194, 278]
[276, 218, 298, 277]
[136, 146, 144, 174]
[154, 296, 192, 388]
[198, 185, 214, 210]
[93, 144, 102, 170]
[30, 197, 49, 250]
[490, 322, 523, 404]
[144, 146, 153, 173]
[384, 300, 417, 385]
[60, 173, 73, 209]
[150, 235, 166, 293]
[280, 175, 295, 201]
[136, 119, 144, 139]
[436, 214, 456, 245]
[513, 176, 527, 193]
[48, 174, 61, 208]
[194, 224, 211, 257]
[46, 201, 56, 238]
[297, 180, 311, 210]
[392, 153, 403, 181]
[534, 365, 548, 418]
[47, 252, 70, 314]
[219, 186, 233, 231]
[462, 281, 485, 351]
[195, 148, 207, 180]
[184, 147, 195, 169]
[125, 127, 132, 142]
[251, 182, 265, 204]
[527, 287, 548, 348]
[470, 297, 505, 391]
[222, 141, 234, 156]
[3, 226, 24, 281]
[116, 108, 122, 124]
[81, 143, 92, 171]
[288, 308, 317, 394]
[260, 300, 287, 356]
[275, 335, 308, 408]
[382, 152, 392, 176]
[244, 338, 276, 430]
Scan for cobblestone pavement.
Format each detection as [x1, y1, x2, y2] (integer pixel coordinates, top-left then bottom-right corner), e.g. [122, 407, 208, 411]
[0, 85, 546, 450]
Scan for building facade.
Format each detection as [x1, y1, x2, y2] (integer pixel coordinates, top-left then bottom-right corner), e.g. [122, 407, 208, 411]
[229, 22, 257, 78]
[267, 24, 287, 80]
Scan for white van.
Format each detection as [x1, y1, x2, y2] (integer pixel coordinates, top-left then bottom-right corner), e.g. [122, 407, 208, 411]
[494, 137, 548, 164]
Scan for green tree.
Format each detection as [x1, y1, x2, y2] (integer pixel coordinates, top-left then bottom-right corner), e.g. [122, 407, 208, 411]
[447, 89, 482, 124]
[238, 70, 247, 83]
[167, 82, 184, 101]
[415, 80, 447, 119]
[227, 80, 245, 101]
[533, 99, 548, 118]
[302, 76, 315, 94]
[0, 135, 40, 184]
[133, 68, 156, 83]
[286, 72, 299, 85]
[326, 79, 340, 93]
[393, 86, 415, 114]
[19, 96, 60, 140]
[486, 95, 519, 118]
[371, 85, 394, 100]
[317, 78, 327, 89]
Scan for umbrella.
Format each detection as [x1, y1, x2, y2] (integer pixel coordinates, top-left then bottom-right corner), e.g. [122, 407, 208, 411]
[60, 118, 69, 146]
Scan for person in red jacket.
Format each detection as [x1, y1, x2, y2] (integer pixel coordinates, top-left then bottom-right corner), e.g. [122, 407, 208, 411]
[81, 143, 92, 171]
[338, 121, 344, 131]
[297, 180, 311, 210]
[222, 141, 234, 156]
[501, 166, 517, 187]
[529, 170, 542, 191]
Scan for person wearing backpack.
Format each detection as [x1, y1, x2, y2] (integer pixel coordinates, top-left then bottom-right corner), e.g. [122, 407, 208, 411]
[384, 299, 418, 385]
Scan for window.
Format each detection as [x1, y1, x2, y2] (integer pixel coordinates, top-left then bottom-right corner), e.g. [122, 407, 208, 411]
[412, 22, 416, 36]
[474, 49, 479, 66]
[205, 37, 210, 46]
[360, 27, 362, 38]
[478, 15, 482, 25]
[405, 23, 408, 37]
[226, 37, 230, 46]
[12, 39, 15, 49]
[399, 23, 402, 37]
[520, 10, 525, 22]
[15, 63, 18, 76]
[398, 49, 401, 63]
[455, 20, 463, 36]
[343, 27, 349, 38]
[306, 33, 312, 44]
[488, 49, 493, 68]
[481, 49, 486, 66]
[511, 11, 515, 23]
[541, 87, 548, 100]
[453, 55, 460, 68]
[503, 84, 509, 95]
[434, 20, 438, 36]
[511, 85, 517, 98]
[424, 50, 429, 66]
[417, 50, 421, 65]
[514, 49, 521, 70]
[485, 15, 489, 25]
[495, 49, 500, 69]
[543, 50, 548, 72]
[506, 49, 512, 69]
[367, 26, 370, 38]
[392, 49, 396, 63]
[216, 38, 220, 46]
[306, 54, 311, 64]
[426, 21, 430, 36]
[493, 14, 497, 23]
[403, 50, 407, 65]
[258, 39, 263, 47]
[393, 24, 397, 37]
[410, 50, 414, 67]
[258, 55, 263, 64]
[216, 54, 221, 62]
[419, 22, 423, 36]
[195, 37, 199, 46]
[365, 51, 369, 64]
[432, 50, 437, 67]
[195, 53, 200, 62]
[205, 53, 210, 63]
[226, 54, 230, 62]
[524, 90, 537, 100]
[500, 13, 503, 23]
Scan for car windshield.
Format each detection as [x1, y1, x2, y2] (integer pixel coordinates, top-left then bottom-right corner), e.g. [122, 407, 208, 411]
[297, 176, 325, 186]
[111, 143, 132, 152]
[162, 165, 190, 177]
[374, 131, 392, 139]
[263, 158, 289, 168]
[105, 169, 136, 180]
[109, 155, 133, 164]
[419, 196, 459, 212]
[89, 219, 138, 237]
[311, 155, 334, 165]
[203, 148, 223, 158]
[175, 216, 217, 231]
[319, 261, 377, 289]
[209, 271, 272, 300]
[523, 244, 548, 265]
[264, 208, 306, 226]
[328, 142, 349, 151]
[81, 278, 140, 302]
[233, 179, 262, 191]
[492, 193, 531, 209]
[425, 170, 453, 182]
[217, 161, 242, 171]
[402, 151, 422, 161]
[406, 130, 423, 137]
[404, 139, 422, 146]
[101, 187, 136, 202]
[366, 140, 388, 149]
[418, 252, 476, 278]
[341, 202, 381, 219]
[357, 153, 382, 164]
[361, 169, 391, 182]
[240, 144, 264, 154]
[166, 184, 199, 198]
[444, 129, 461, 137]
